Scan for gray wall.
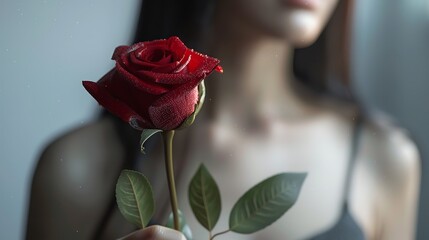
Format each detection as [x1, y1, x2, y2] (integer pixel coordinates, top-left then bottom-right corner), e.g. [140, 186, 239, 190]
[0, 0, 428, 239]
[0, 0, 140, 239]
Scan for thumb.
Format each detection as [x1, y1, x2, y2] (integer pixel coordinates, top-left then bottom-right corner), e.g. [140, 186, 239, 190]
[118, 225, 186, 240]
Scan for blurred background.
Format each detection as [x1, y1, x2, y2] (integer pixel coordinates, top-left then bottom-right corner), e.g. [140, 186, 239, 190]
[0, 0, 428, 239]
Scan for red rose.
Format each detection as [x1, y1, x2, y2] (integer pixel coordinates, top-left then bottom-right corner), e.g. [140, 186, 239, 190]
[83, 36, 222, 130]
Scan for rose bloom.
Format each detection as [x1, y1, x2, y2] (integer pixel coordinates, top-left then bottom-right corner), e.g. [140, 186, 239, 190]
[83, 36, 222, 130]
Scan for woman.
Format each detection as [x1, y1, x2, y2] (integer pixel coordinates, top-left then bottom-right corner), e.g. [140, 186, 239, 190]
[26, 0, 420, 239]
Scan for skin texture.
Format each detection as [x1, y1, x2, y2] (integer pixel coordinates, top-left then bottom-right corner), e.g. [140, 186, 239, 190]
[223, 0, 339, 47]
[118, 226, 186, 240]
[26, 0, 420, 239]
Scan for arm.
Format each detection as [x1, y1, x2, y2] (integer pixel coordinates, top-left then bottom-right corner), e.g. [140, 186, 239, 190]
[368, 126, 421, 240]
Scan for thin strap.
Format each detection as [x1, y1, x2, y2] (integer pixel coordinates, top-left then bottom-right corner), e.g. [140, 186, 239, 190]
[342, 116, 364, 210]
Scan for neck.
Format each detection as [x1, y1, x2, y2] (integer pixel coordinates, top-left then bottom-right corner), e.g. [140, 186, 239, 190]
[202, 5, 318, 130]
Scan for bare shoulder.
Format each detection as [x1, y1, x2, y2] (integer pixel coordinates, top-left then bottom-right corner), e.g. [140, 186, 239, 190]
[360, 113, 420, 193]
[41, 116, 123, 158]
[27, 117, 127, 239]
[35, 116, 126, 184]
[357, 115, 420, 239]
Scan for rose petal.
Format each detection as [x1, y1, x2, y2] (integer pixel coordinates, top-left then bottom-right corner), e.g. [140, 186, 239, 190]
[129, 50, 179, 72]
[148, 77, 202, 130]
[127, 42, 147, 53]
[82, 80, 153, 130]
[148, 87, 199, 130]
[148, 48, 190, 73]
[125, 37, 188, 74]
[167, 36, 187, 59]
[173, 53, 191, 73]
[128, 39, 169, 54]
[104, 69, 159, 124]
[133, 48, 218, 85]
[135, 69, 195, 85]
[187, 49, 220, 74]
[115, 62, 169, 95]
[144, 49, 171, 63]
[112, 46, 129, 60]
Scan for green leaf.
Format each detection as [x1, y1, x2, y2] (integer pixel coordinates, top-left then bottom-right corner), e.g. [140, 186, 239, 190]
[140, 129, 162, 153]
[177, 81, 206, 130]
[166, 210, 193, 240]
[188, 164, 221, 231]
[115, 170, 155, 228]
[229, 173, 307, 234]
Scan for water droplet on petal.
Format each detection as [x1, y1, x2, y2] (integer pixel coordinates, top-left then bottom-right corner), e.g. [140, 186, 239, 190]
[129, 117, 144, 130]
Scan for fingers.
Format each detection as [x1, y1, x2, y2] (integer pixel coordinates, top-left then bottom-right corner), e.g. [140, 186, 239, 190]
[118, 225, 186, 240]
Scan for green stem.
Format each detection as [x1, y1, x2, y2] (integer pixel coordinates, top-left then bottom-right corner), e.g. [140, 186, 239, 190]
[162, 130, 180, 231]
[210, 229, 231, 240]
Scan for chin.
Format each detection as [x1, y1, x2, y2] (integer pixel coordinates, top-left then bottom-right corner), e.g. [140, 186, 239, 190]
[280, 11, 323, 48]
[234, 0, 332, 48]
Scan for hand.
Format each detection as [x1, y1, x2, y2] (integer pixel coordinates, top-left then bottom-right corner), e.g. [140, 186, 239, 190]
[118, 225, 186, 240]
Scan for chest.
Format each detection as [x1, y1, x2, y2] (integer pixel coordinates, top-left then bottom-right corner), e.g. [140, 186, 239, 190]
[175, 122, 356, 239]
